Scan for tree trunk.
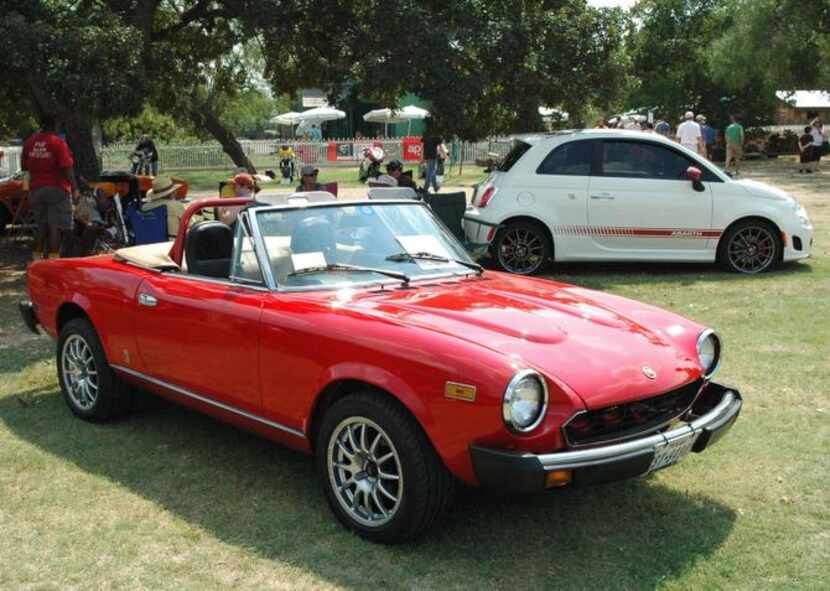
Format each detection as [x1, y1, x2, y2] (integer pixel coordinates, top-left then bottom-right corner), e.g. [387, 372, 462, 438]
[191, 107, 257, 174]
[62, 113, 100, 180]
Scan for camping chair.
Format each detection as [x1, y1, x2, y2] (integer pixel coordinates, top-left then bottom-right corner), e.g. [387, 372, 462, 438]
[423, 191, 467, 242]
[321, 182, 338, 196]
[126, 204, 168, 245]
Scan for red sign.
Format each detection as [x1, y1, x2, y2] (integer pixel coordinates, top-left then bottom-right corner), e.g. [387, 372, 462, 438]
[402, 137, 423, 161]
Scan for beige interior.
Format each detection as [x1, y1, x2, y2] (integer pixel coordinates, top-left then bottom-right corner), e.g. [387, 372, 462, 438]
[114, 241, 180, 270]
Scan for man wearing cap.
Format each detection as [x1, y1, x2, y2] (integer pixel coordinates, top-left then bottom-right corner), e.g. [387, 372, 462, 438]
[386, 160, 418, 190]
[697, 115, 716, 160]
[676, 111, 704, 156]
[296, 165, 324, 192]
[21, 114, 79, 259]
[142, 176, 186, 239]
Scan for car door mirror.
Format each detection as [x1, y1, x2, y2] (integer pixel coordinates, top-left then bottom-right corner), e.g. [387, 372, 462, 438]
[686, 166, 705, 192]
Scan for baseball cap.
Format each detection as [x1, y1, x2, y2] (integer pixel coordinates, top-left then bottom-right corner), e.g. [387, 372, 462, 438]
[301, 165, 319, 176]
[684, 111, 694, 120]
[233, 173, 255, 188]
[386, 159, 403, 171]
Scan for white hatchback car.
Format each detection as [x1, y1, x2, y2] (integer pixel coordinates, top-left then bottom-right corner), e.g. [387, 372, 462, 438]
[463, 130, 814, 274]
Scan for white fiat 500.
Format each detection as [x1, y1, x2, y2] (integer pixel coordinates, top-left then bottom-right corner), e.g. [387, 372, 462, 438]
[463, 130, 814, 274]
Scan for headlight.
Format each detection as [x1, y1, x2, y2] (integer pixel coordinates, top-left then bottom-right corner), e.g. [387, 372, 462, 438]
[696, 329, 721, 378]
[797, 206, 811, 227]
[503, 370, 548, 432]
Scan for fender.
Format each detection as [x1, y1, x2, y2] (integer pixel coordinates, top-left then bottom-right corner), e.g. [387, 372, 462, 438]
[305, 362, 435, 434]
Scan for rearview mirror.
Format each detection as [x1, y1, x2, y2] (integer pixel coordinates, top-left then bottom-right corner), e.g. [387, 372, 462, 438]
[687, 166, 705, 192]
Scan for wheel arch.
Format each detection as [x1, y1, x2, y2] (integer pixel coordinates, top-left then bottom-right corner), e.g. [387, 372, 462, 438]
[717, 215, 785, 259]
[56, 301, 92, 333]
[307, 377, 432, 453]
[495, 214, 555, 259]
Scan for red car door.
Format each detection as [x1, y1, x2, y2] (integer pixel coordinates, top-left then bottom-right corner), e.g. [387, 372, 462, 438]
[133, 274, 263, 413]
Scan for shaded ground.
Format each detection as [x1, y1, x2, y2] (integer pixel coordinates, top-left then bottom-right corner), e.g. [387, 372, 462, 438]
[0, 156, 827, 590]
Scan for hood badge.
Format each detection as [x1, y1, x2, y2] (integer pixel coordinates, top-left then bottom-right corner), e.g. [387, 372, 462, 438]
[642, 365, 657, 380]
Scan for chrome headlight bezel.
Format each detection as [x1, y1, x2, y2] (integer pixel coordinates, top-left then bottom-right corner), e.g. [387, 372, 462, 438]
[696, 329, 721, 379]
[502, 369, 549, 433]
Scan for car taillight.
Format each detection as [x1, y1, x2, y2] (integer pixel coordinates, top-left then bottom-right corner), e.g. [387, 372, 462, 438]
[478, 186, 497, 208]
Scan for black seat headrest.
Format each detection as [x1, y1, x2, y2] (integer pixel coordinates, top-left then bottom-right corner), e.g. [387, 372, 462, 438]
[185, 221, 233, 278]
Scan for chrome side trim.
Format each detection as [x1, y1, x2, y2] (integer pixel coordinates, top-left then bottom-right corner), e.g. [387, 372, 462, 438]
[536, 391, 740, 471]
[111, 364, 305, 439]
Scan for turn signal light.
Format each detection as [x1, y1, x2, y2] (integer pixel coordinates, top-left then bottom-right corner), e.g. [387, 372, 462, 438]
[545, 469, 572, 488]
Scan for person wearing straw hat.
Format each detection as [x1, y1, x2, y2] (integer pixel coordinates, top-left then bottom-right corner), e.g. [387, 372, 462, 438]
[142, 176, 186, 239]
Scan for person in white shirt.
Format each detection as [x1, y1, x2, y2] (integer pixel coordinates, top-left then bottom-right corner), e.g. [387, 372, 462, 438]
[810, 118, 826, 169]
[676, 111, 704, 156]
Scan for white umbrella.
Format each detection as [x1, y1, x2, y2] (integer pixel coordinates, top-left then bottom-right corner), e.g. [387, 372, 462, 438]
[271, 111, 304, 125]
[298, 106, 346, 124]
[364, 106, 430, 136]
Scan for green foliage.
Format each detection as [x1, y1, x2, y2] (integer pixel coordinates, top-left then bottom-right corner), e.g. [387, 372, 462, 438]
[102, 105, 198, 144]
[709, 0, 830, 91]
[253, 0, 629, 139]
[627, 0, 777, 130]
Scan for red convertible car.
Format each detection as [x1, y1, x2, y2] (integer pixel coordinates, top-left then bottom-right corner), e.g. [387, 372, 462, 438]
[20, 196, 742, 542]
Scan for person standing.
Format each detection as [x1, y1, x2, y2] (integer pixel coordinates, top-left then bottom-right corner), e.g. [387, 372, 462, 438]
[134, 134, 159, 176]
[810, 118, 827, 171]
[21, 114, 79, 259]
[676, 111, 704, 156]
[697, 115, 716, 159]
[422, 135, 442, 193]
[799, 126, 815, 173]
[655, 116, 671, 137]
[724, 114, 745, 175]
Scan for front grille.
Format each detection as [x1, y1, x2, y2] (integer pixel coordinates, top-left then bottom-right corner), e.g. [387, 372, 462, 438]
[563, 379, 703, 447]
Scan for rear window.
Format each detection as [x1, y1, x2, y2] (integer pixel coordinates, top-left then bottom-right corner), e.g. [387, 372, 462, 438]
[498, 141, 532, 172]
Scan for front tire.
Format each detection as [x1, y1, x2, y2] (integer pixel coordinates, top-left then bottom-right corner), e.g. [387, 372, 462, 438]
[57, 318, 132, 421]
[492, 219, 552, 275]
[316, 392, 454, 543]
[718, 220, 782, 274]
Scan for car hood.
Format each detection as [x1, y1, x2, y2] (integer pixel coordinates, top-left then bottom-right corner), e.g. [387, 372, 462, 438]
[734, 179, 798, 207]
[341, 274, 703, 409]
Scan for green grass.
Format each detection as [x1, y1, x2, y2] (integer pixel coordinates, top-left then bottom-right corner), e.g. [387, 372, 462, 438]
[166, 165, 488, 194]
[0, 157, 828, 589]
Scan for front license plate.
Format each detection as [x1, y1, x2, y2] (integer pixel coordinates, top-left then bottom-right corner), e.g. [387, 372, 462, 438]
[648, 432, 699, 473]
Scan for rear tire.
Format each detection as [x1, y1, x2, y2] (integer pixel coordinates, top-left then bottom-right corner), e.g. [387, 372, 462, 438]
[316, 392, 454, 543]
[56, 318, 132, 421]
[717, 219, 782, 274]
[0, 204, 10, 235]
[492, 219, 552, 275]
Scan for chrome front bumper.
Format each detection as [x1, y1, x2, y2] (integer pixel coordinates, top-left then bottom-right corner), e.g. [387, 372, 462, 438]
[470, 383, 742, 493]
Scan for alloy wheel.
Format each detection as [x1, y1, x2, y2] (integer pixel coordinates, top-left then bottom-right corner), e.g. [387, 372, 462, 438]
[327, 417, 403, 528]
[727, 225, 776, 273]
[61, 334, 99, 411]
[498, 227, 545, 274]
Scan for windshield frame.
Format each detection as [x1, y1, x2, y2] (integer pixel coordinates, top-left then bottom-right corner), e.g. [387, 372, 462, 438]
[248, 199, 480, 293]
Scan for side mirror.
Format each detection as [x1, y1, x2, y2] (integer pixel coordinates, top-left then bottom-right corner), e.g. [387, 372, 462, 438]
[686, 166, 705, 192]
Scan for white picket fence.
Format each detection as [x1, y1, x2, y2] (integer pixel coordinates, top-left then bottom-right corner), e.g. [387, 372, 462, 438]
[2, 139, 516, 176]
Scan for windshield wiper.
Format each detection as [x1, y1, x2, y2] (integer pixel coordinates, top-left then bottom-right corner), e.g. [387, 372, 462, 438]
[386, 251, 483, 274]
[288, 263, 410, 285]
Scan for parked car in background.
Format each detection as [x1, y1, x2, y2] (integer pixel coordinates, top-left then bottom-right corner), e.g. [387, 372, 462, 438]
[464, 130, 814, 274]
[21, 196, 742, 542]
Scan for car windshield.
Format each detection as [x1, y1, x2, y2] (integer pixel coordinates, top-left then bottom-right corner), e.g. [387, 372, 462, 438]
[253, 202, 477, 290]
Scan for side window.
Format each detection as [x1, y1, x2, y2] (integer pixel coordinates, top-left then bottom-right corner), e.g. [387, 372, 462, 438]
[600, 141, 695, 180]
[229, 214, 265, 285]
[536, 141, 593, 176]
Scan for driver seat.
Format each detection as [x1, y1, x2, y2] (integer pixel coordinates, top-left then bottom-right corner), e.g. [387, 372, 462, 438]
[185, 221, 233, 278]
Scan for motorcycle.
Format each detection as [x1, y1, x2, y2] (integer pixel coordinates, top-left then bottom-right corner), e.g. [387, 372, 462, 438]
[358, 145, 385, 183]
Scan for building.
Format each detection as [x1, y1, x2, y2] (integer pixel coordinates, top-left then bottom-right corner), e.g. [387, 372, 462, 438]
[775, 91, 830, 125]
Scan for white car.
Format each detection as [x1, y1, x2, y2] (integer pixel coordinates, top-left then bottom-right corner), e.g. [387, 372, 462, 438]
[463, 130, 813, 274]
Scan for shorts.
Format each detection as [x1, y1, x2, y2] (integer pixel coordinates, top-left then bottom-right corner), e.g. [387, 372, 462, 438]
[30, 186, 73, 230]
[726, 144, 743, 160]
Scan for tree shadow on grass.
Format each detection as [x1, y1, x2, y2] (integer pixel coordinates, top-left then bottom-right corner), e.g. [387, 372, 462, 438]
[0, 391, 737, 590]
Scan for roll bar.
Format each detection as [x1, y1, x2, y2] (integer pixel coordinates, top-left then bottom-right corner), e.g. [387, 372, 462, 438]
[168, 198, 253, 266]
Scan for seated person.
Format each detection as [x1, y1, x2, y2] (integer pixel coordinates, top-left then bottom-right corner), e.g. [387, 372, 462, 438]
[69, 187, 112, 256]
[386, 160, 417, 190]
[296, 165, 324, 192]
[219, 173, 257, 226]
[277, 144, 296, 181]
[142, 176, 186, 239]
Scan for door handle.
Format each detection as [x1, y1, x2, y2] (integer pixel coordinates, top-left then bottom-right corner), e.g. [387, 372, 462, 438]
[138, 293, 158, 307]
[590, 193, 615, 200]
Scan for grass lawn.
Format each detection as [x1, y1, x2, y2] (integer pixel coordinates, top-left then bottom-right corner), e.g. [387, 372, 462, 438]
[167, 164, 488, 194]
[0, 156, 827, 589]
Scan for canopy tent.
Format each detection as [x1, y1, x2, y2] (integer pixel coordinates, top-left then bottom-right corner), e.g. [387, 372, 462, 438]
[270, 111, 304, 126]
[298, 106, 346, 124]
[363, 105, 430, 136]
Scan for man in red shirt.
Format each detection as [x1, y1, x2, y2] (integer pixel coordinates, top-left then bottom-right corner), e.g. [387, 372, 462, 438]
[22, 114, 79, 258]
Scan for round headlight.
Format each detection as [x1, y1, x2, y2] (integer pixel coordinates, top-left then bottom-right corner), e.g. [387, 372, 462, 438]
[697, 329, 721, 378]
[503, 370, 548, 432]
